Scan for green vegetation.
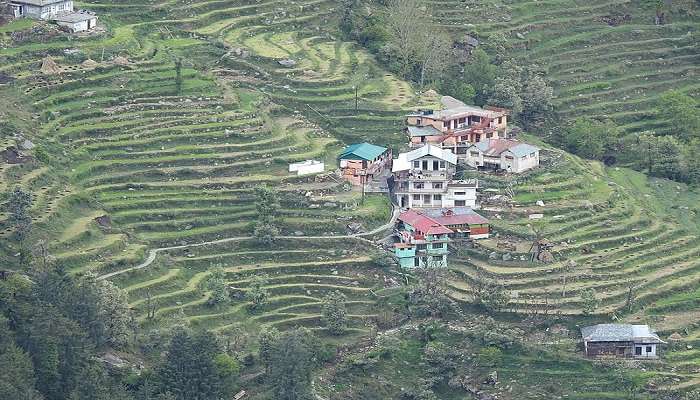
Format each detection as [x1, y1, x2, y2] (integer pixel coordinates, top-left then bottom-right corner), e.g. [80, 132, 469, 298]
[0, 0, 698, 398]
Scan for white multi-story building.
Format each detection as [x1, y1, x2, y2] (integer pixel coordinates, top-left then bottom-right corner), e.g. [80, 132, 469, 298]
[464, 139, 540, 174]
[392, 145, 478, 209]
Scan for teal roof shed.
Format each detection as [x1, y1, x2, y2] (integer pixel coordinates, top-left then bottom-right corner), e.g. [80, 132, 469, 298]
[338, 142, 388, 161]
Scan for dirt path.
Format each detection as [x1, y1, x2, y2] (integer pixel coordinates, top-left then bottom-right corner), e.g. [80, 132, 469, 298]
[97, 206, 399, 280]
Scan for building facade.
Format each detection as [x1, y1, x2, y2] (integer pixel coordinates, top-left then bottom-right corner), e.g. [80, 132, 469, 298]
[581, 324, 665, 359]
[10, 0, 97, 32]
[464, 139, 540, 173]
[392, 145, 478, 208]
[405, 97, 509, 157]
[338, 142, 392, 186]
[394, 210, 451, 268]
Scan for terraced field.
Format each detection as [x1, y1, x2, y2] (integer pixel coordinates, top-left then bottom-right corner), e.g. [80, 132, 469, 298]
[0, 0, 426, 336]
[429, 0, 699, 134]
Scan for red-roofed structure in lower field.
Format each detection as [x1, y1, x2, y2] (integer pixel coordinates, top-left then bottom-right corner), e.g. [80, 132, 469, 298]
[394, 208, 490, 268]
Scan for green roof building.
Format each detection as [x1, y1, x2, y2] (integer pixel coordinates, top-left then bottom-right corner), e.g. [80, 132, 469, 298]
[338, 142, 388, 161]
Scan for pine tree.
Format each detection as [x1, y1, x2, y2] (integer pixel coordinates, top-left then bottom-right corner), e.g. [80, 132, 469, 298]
[6, 186, 32, 242]
[267, 328, 316, 400]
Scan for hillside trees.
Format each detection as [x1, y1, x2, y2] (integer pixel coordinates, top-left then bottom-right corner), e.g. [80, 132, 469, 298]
[6, 186, 32, 242]
[321, 290, 348, 335]
[205, 267, 230, 306]
[253, 185, 281, 244]
[0, 317, 43, 400]
[246, 274, 269, 311]
[158, 328, 227, 400]
[263, 328, 317, 400]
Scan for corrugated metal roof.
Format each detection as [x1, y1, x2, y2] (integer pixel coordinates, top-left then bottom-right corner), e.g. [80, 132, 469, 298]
[398, 210, 453, 235]
[581, 324, 665, 344]
[473, 139, 540, 157]
[420, 207, 489, 226]
[339, 142, 388, 161]
[407, 125, 442, 137]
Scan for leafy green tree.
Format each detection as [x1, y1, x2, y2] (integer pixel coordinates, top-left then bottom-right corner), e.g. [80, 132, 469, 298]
[658, 90, 700, 142]
[158, 328, 222, 400]
[258, 327, 280, 373]
[521, 73, 554, 129]
[6, 186, 32, 242]
[439, 81, 476, 105]
[254, 185, 280, 222]
[477, 282, 511, 313]
[93, 277, 133, 348]
[214, 353, 240, 397]
[406, 268, 456, 318]
[206, 267, 229, 306]
[560, 118, 620, 161]
[246, 274, 269, 311]
[463, 48, 496, 105]
[487, 78, 522, 116]
[580, 288, 599, 315]
[321, 290, 348, 335]
[266, 328, 317, 400]
[253, 221, 280, 245]
[174, 58, 183, 94]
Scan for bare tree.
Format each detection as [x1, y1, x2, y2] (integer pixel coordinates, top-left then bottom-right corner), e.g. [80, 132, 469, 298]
[416, 29, 452, 87]
[385, 0, 425, 77]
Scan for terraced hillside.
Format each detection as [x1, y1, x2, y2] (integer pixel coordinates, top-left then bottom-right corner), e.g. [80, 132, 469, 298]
[429, 0, 699, 135]
[0, 0, 435, 337]
[446, 139, 700, 389]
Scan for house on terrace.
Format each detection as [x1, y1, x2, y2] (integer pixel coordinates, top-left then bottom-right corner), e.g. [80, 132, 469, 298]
[581, 324, 665, 359]
[465, 138, 540, 173]
[394, 209, 452, 268]
[419, 207, 490, 240]
[338, 142, 392, 186]
[10, 0, 97, 32]
[392, 145, 478, 208]
[406, 96, 509, 157]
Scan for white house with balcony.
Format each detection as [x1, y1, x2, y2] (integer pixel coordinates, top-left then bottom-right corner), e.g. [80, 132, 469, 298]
[392, 145, 478, 209]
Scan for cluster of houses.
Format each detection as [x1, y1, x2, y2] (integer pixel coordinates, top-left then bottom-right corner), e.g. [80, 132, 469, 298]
[3, 0, 97, 32]
[337, 97, 541, 269]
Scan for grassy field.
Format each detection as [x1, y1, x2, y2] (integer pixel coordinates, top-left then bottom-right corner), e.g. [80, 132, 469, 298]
[428, 0, 699, 135]
[0, 0, 698, 397]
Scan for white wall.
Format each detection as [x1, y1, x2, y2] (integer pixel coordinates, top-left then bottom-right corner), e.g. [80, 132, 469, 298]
[635, 344, 657, 358]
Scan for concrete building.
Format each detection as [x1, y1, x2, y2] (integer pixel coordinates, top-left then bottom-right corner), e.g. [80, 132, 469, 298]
[338, 142, 392, 186]
[392, 145, 478, 208]
[394, 209, 452, 268]
[419, 207, 490, 240]
[289, 160, 324, 176]
[465, 139, 540, 173]
[581, 324, 665, 359]
[9, 0, 97, 32]
[405, 97, 509, 157]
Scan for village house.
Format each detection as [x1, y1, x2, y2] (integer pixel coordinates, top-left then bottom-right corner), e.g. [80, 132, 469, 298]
[581, 324, 665, 359]
[9, 0, 97, 32]
[338, 142, 392, 186]
[419, 207, 490, 240]
[288, 160, 324, 176]
[394, 209, 452, 268]
[406, 97, 509, 157]
[392, 144, 478, 209]
[464, 138, 540, 173]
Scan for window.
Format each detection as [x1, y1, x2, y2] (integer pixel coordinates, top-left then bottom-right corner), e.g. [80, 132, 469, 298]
[433, 182, 442, 189]
[433, 194, 442, 201]
[455, 191, 465, 195]
[439, 161, 445, 168]
[432, 161, 439, 170]
[505, 156, 514, 161]
[521, 156, 527, 160]
[417, 244, 427, 250]
[432, 243, 445, 249]
[416, 118, 422, 125]
[414, 183, 424, 189]
[635, 347, 642, 356]
[646, 346, 652, 353]
[412, 194, 420, 200]
[470, 151, 479, 157]
[422, 160, 428, 170]
[413, 161, 420, 168]
[498, 117, 502, 124]
[414, 257, 420, 267]
[530, 152, 536, 157]
[443, 121, 448, 128]
[455, 200, 466, 206]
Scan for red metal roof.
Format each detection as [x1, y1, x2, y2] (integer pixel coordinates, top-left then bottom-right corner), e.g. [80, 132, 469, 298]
[398, 210, 453, 235]
[431, 213, 488, 226]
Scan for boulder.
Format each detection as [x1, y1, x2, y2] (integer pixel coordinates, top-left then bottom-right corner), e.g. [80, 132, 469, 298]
[278, 59, 296, 67]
